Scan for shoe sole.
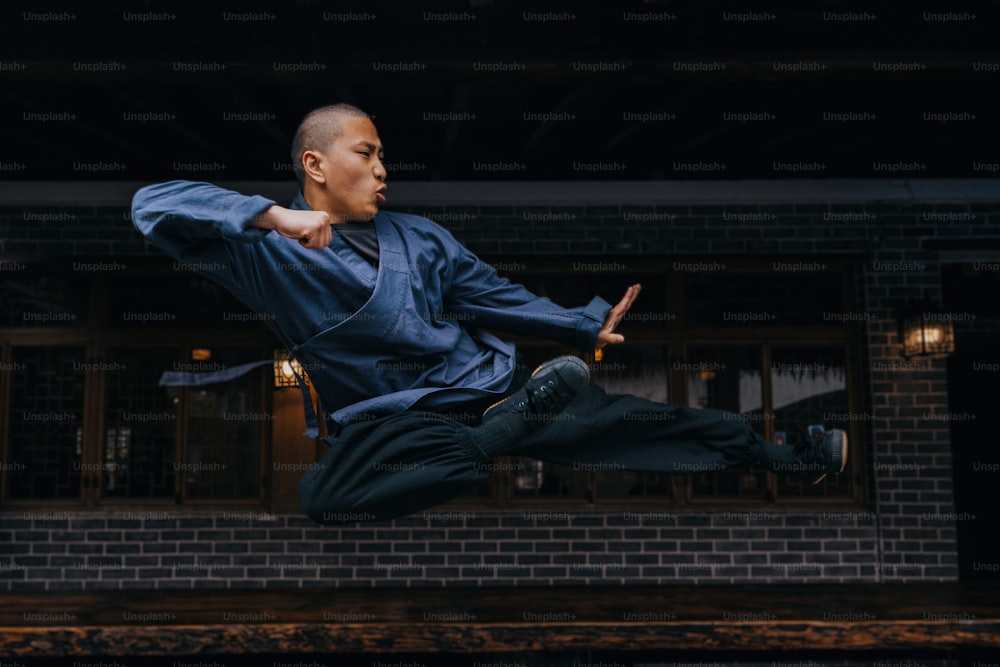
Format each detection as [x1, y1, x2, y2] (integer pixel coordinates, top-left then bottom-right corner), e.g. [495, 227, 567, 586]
[482, 356, 588, 420]
[811, 430, 848, 485]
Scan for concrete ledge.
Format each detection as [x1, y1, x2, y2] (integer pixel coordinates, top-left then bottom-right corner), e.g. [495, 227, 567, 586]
[1, 584, 998, 657]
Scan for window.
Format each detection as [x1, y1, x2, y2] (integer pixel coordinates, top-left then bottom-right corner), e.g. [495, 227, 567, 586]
[5, 346, 86, 500]
[1, 264, 274, 508]
[2, 258, 865, 512]
[449, 259, 865, 509]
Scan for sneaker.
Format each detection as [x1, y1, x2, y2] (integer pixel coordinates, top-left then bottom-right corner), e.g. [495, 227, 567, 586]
[808, 428, 848, 485]
[481, 355, 590, 439]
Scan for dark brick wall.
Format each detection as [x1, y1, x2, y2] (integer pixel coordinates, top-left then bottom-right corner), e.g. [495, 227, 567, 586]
[3, 182, 999, 588]
[4, 510, 892, 590]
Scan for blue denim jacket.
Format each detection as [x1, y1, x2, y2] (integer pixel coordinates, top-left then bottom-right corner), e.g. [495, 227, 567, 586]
[132, 181, 610, 433]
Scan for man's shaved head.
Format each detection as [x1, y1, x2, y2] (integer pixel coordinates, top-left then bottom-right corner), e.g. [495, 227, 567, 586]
[291, 103, 372, 188]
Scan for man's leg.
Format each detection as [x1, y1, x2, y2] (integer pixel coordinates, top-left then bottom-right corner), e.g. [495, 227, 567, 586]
[506, 385, 844, 481]
[298, 356, 591, 525]
[298, 411, 491, 525]
[299, 363, 843, 525]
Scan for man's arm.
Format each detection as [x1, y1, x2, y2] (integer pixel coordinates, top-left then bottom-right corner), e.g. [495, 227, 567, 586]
[132, 181, 276, 251]
[130, 181, 278, 296]
[131, 180, 341, 296]
[437, 224, 638, 352]
[132, 179, 337, 251]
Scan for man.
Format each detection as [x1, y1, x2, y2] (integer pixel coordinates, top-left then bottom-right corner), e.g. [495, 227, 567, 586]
[132, 103, 847, 525]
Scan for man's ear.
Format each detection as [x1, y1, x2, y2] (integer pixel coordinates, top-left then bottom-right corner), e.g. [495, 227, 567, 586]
[302, 149, 327, 185]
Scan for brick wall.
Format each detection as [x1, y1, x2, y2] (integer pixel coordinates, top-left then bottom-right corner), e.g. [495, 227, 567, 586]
[4, 510, 889, 590]
[3, 179, 999, 589]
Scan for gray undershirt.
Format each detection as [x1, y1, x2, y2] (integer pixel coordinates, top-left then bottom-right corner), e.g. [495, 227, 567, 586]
[333, 222, 379, 266]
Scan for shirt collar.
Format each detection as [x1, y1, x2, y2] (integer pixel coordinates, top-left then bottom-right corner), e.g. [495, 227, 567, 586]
[290, 190, 311, 211]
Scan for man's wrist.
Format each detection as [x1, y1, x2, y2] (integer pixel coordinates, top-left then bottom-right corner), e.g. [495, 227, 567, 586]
[250, 205, 279, 231]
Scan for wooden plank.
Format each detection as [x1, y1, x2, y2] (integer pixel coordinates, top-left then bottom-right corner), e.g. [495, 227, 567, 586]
[1, 584, 997, 657]
[4, 620, 1000, 657]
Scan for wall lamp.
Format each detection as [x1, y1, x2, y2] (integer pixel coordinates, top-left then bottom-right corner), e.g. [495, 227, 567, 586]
[273, 349, 306, 389]
[899, 302, 956, 360]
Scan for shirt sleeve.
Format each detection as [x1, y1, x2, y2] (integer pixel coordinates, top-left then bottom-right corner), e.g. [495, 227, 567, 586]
[438, 226, 612, 352]
[132, 181, 275, 256]
[130, 180, 277, 291]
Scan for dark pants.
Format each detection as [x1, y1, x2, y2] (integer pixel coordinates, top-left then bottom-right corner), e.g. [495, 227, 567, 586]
[298, 383, 767, 525]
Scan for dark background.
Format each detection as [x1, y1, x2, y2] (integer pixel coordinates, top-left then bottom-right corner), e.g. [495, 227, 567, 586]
[1, 0, 997, 181]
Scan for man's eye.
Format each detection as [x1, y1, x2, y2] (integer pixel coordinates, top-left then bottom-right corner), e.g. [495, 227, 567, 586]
[358, 151, 370, 157]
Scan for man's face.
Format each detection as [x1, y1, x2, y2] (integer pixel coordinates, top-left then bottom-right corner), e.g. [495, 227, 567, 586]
[315, 116, 387, 222]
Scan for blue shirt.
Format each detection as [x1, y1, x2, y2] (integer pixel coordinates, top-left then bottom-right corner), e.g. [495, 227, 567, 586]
[132, 181, 611, 432]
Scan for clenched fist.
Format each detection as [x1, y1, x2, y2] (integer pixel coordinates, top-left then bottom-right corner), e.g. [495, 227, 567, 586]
[254, 206, 333, 249]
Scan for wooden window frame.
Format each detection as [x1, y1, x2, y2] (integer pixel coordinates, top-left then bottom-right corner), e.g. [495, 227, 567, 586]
[2, 258, 868, 513]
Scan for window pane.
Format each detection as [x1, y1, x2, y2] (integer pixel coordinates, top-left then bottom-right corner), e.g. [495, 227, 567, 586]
[686, 345, 769, 499]
[0, 275, 88, 327]
[182, 347, 265, 499]
[770, 345, 852, 497]
[592, 344, 668, 402]
[6, 347, 85, 499]
[592, 344, 672, 501]
[103, 347, 178, 499]
[510, 458, 579, 499]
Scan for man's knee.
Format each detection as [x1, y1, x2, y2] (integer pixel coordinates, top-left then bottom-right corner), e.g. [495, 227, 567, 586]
[298, 465, 356, 525]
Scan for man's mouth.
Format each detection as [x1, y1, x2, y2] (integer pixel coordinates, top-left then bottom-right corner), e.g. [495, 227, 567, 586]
[375, 186, 387, 203]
